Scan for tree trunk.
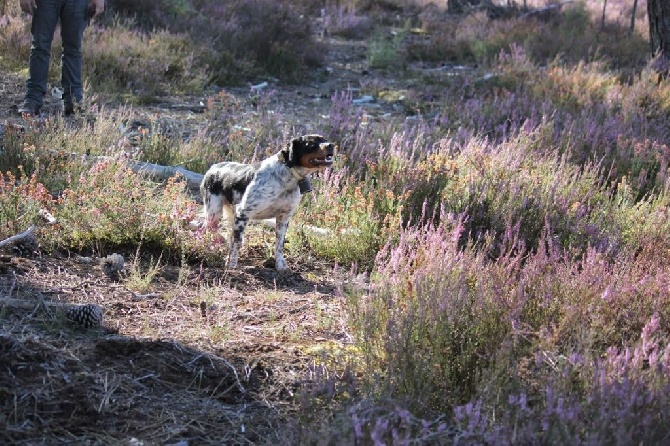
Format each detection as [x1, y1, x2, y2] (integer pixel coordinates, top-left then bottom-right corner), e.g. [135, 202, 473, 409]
[630, 0, 638, 32]
[648, 0, 670, 58]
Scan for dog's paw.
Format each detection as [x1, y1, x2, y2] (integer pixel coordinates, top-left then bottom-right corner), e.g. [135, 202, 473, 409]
[189, 219, 204, 230]
[263, 258, 290, 272]
[274, 256, 289, 272]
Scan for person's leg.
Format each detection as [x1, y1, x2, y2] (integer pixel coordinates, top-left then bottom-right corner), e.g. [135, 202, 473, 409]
[59, 0, 88, 113]
[22, 0, 61, 113]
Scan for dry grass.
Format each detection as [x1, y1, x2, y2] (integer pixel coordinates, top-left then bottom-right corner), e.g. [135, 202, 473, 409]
[0, 249, 351, 444]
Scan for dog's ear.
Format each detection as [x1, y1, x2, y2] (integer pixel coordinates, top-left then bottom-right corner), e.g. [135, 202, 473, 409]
[280, 142, 292, 166]
[282, 136, 303, 167]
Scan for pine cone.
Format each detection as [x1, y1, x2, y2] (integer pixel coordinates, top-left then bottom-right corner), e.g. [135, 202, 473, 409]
[66, 304, 103, 328]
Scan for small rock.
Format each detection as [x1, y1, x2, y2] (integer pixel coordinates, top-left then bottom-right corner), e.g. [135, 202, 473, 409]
[100, 253, 125, 279]
[352, 95, 375, 105]
[250, 81, 269, 91]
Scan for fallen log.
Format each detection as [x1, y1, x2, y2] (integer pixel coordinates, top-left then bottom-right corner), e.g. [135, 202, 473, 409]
[520, 0, 574, 19]
[0, 225, 35, 249]
[125, 159, 204, 192]
[75, 154, 204, 193]
[83, 156, 343, 237]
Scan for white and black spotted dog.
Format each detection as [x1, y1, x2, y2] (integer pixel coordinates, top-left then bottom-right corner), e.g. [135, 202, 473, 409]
[200, 134, 337, 271]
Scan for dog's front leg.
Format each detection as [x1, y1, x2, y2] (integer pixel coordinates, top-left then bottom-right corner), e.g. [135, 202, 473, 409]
[275, 216, 290, 271]
[228, 214, 249, 269]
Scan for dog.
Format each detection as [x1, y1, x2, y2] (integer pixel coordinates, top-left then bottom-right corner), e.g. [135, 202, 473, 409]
[200, 134, 336, 271]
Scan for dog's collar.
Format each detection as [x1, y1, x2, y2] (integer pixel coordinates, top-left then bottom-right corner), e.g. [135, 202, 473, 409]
[278, 151, 313, 194]
[278, 151, 305, 179]
[288, 166, 305, 181]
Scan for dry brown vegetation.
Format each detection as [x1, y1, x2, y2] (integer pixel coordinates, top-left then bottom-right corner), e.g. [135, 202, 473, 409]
[1, 244, 349, 444]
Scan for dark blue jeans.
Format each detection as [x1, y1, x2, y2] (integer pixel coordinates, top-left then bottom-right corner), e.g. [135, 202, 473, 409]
[25, 0, 88, 108]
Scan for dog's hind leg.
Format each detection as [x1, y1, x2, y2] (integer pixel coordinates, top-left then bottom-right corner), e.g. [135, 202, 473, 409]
[221, 201, 235, 240]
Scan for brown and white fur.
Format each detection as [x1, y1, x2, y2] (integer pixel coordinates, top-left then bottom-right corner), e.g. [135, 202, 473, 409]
[200, 134, 336, 271]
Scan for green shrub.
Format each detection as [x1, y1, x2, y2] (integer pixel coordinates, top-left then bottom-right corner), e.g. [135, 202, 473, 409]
[293, 166, 404, 268]
[105, 0, 324, 84]
[0, 14, 31, 69]
[347, 221, 512, 412]
[409, 4, 648, 70]
[368, 27, 407, 69]
[84, 19, 208, 99]
[0, 171, 53, 241]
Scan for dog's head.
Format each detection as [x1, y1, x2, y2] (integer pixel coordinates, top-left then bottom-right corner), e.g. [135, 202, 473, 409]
[282, 134, 336, 171]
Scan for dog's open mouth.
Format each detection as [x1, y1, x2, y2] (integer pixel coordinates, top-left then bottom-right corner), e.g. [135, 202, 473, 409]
[310, 155, 335, 166]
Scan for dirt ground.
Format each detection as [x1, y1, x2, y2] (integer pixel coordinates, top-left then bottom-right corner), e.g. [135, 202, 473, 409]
[0, 17, 453, 444]
[1, 245, 352, 444]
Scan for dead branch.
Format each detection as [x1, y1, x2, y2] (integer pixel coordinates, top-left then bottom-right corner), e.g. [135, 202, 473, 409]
[84, 157, 344, 236]
[131, 292, 160, 300]
[0, 225, 35, 249]
[520, 0, 574, 19]
[0, 297, 77, 310]
[125, 160, 204, 192]
[79, 154, 204, 193]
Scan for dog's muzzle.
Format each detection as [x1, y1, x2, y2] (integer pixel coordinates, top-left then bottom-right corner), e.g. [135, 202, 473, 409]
[309, 143, 336, 167]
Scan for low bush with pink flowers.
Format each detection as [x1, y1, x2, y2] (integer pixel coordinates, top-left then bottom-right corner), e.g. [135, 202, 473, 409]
[2, 0, 670, 443]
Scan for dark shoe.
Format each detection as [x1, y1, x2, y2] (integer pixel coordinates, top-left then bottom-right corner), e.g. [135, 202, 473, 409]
[17, 102, 41, 117]
[63, 102, 76, 116]
[63, 101, 86, 117]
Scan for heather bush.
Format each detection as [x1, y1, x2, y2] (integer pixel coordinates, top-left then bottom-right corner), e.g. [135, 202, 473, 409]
[453, 316, 670, 444]
[294, 122, 460, 266]
[217, 0, 324, 82]
[429, 45, 670, 199]
[0, 114, 122, 192]
[135, 128, 181, 167]
[410, 3, 647, 69]
[106, 0, 324, 84]
[106, 0, 195, 28]
[84, 20, 208, 100]
[335, 119, 670, 261]
[321, 2, 373, 39]
[0, 171, 53, 241]
[467, 134, 635, 255]
[348, 219, 511, 412]
[0, 111, 213, 258]
[45, 157, 210, 258]
[293, 165, 405, 267]
[52, 158, 167, 249]
[526, 2, 648, 69]
[321, 124, 611, 260]
[326, 90, 363, 145]
[333, 217, 670, 443]
[0, 13, 31, 69]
